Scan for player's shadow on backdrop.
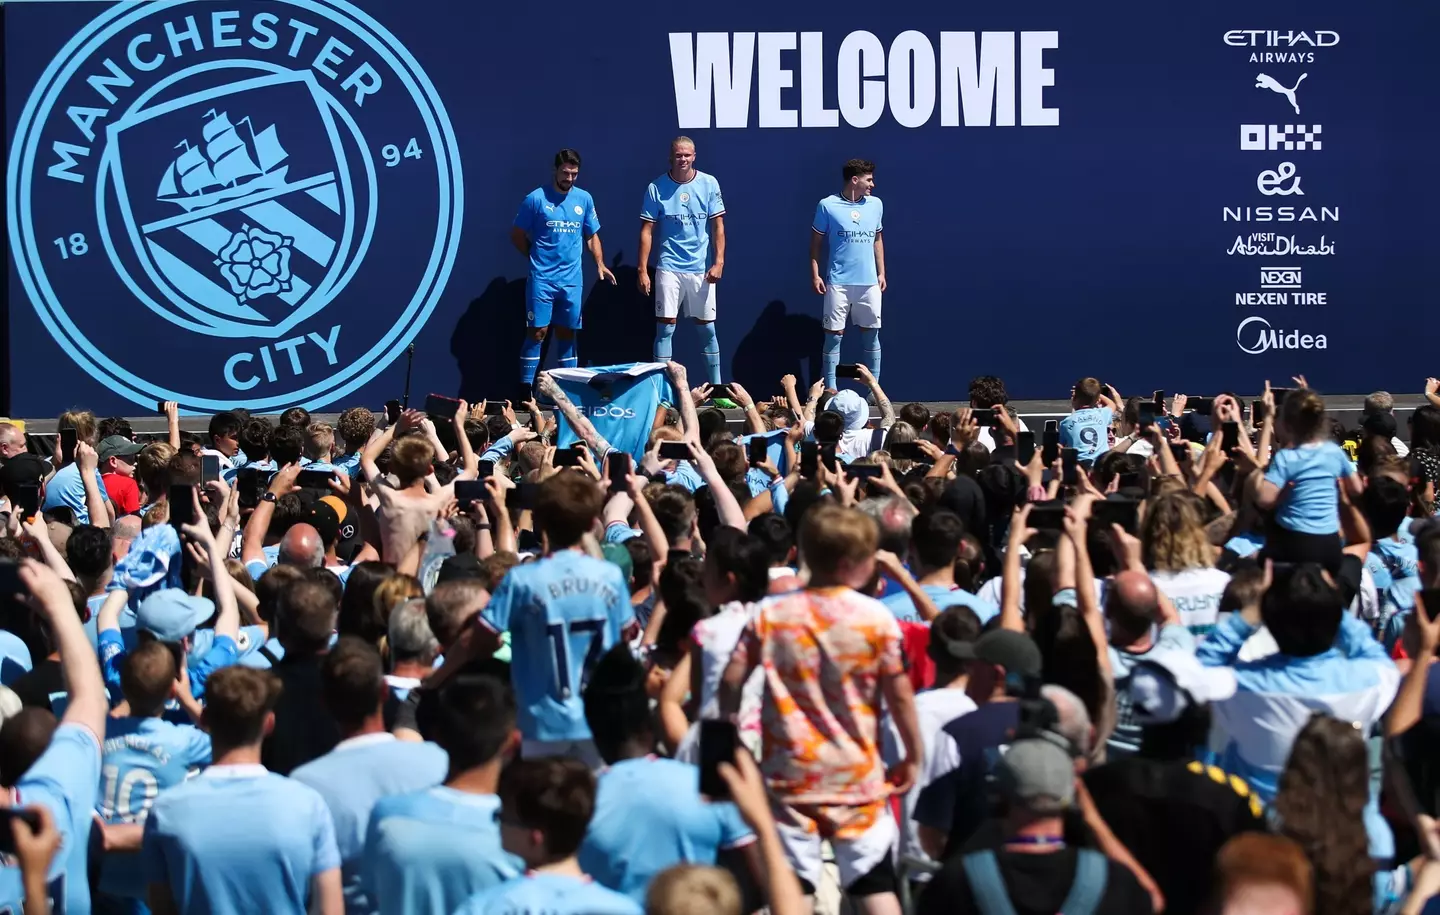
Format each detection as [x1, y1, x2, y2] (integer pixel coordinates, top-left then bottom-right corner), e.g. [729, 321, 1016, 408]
[732, 299, 823, 395]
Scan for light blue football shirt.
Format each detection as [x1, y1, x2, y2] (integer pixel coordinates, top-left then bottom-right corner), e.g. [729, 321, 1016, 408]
[1060, 406, 1114, 463]
[141, 765, 340, 915]
[1264, 441, 1356, 534]
[813, 194, 883, 286]
[515, 186, 600, 286]
[639, 171, 725, 274]
[881, 584, 999, 626]
[41, 462, 109, 525]
[0, 724, 101, 914]
[364, 787, 522, 915]
[578, 757, 753, 904]
[455, 873, 642, 915]
[481, 551, 634, 742]
[291, 734, 449, 915]
[0, 628, 32, 686]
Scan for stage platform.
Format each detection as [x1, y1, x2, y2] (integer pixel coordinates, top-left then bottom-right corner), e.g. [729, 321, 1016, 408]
[7, 394, 1427, 446]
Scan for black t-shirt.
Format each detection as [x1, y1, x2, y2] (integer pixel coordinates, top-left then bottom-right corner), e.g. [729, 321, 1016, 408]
[917, 846, 1153, 915]
[912, 701, 1020, 856]
[261, 653, 340, 775]
[1082, 757, 1264, 915]
[12, 659, 65, 712]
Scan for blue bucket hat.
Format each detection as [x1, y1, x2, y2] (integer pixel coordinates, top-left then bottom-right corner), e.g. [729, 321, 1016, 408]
[136, 589, 214, 643]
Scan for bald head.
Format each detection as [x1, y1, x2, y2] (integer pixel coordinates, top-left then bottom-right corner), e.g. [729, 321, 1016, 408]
[279, 523, 324, 569]
[112, 515, 141, 561]
[0, 424, 24, 459]
[1107, 570, 1160, 640]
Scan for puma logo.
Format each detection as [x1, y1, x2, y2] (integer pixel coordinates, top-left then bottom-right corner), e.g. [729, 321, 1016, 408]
[1255, 73, 1307, 115]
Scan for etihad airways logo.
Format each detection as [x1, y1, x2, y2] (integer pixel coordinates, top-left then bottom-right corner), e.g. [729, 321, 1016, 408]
[1236, 316, 1328, 354]
[668, 30, 1059, 129]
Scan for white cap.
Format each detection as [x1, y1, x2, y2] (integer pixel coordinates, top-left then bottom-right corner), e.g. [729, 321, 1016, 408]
[1128, 649, 1237, 724]
[828, 390, 868, 432]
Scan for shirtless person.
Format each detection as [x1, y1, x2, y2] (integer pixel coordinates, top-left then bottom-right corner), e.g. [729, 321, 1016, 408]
[360, 407, 479, 563]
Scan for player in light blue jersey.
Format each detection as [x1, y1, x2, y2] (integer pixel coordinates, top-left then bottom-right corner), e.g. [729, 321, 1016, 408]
[812, 159, 887, 392]
[477, 472, 637, 766]
[638, 137, 731, 396]
[0, 560, 108, 914]
[96, 641, 212, 910]
[1060, 376, 1118, 464]
[578, 646, 755, 904]
[512, 149, 616, 391]
[364, 676, 523, 915]
[141, 665, 343, 915]
[291, 638, 448, 915]
[454, 758, 641, 915]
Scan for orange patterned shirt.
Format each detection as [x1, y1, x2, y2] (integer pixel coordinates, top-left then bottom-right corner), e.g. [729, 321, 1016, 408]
[740, 586, 904, 806]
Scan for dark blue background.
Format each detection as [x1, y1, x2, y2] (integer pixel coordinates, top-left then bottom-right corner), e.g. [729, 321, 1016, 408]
[5, 0, 1437, 415]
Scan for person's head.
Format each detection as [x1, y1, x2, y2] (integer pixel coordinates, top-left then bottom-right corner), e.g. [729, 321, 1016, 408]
[898, 402, 930, 432]
[111, 515, 140, 562]
[135, 442, 176, 499]
[303, 423, 335, 463]
[1418, 520, 1440, 586]
[1360, 474, 1409, 541]
[320, 636, 386, 736]
[708, 443, 746, 485]
[650, 486, 698, 547]
[335, 407, 374, 452]
[841, 157, 875, 195]
[1071, 377, 1101, 409]
[390, 435, 435, 487]
[277, 407, 311, 430]
[646, 865, 743, 915]
[583, 644, 651, 763]
[1104, 569, 1161, 644]
[1214, 833, 1314, 915]
[1412, 405, 1440, 453]
[812, 410, 844, 445]
[97, 434, 144, 477]
[0, 424, 25, 460]
[1141, 493, 1214, 572]
[995, 735, 1076, 820]
[58, 410, 97, 448]
[238, 417, 272, 463]
[1263, 564, 1343, 658]
[120, 639, 179, 718]
[668, 136, 696, 175]
[275, 578, 338, 655]
[1280, 389, 1327, 445]
[909, 509, 964, 576]
[426, 674, 517, 775]
[387, 597, 440, 669]
[1273, 714, 1369, 915]
[255, 564, 305, 628]
[927, 604, 983, 685]
[268, 424, 305, 467]
[856, 494, 916, 556]
[497, 757, 595, 868]
[799, 505, 878, 589]
[533, 472, 603, 550]
[1355, 434, 1397, 477]
[1363, 391, 1395, 416]
[1033, 601, 1106, 727]
[166, 450, 199, 487]
[702, 526, 769, 606]
[64, 524, 112, 585]
[200, 666, 282, 754]
[961, 629, 1043, 704]
[927, 411, 952, 445]
[208, 412, 241, 457]
[748, 513, 794, 570]
[1040, 684, 1094, 764]
[425, 579, 490, 648]
[279, 523, 324, 569]
[0, 708, 57, 787]
[552, 147, 581, 191]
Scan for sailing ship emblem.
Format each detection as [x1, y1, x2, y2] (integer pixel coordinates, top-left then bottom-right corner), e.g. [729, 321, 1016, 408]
[157, 109, 290, 212]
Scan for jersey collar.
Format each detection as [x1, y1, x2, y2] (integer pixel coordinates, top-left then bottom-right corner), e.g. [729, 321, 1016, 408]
[200, 763, 268, 780]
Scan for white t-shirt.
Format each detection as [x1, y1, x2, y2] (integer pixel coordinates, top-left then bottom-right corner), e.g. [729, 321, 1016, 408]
[1149, 567, 1231, 637]
[976, 416, 1031, 453]
[975, 572, 1107, 617]
[882, 687, 977, 879]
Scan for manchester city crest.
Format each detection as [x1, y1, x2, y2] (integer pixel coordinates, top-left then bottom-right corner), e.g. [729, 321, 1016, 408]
[7, 0, 463, 413]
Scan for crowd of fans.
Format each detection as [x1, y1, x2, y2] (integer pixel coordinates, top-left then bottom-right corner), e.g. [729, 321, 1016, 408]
[0, 366, 1437, 915]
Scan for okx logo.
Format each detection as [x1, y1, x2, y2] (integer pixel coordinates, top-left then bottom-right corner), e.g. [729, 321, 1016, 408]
[1236, 316, 1328, 354]
[7, 0, 463, 412]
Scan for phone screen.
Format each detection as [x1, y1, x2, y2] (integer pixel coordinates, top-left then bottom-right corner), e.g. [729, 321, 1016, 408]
[799, 442, 819, 477]
[847, 464, 883, 480]
[296, 470, 335, 489]
[746, 439, 766, 467]
[477, 460, 495, 479]
[710, 384, 734, 402]
[508, 482, 537, 510]
[1030, 501, 1066, 531]
[484, 401, 508, 417]
[454, 480, 486, 504]
[201, 454, 221, 484]
[385, 400, 401, 423]
[1152, 390, 1166, 409]
[0, 808, 41, 856]
[1222, 421, 1241, 451]
[1061, 448, 1079, 485]
[59, 427, 76, 464]
[698, 720, 738, 799]
[1016, 432, 1036, 465]
[1138, 402, 1155, 429]
[1420, 588, 1440, 622]
[1093, 497, 1140, 534]
[169, 484, 196, 528]
[1041, 430, 1060, 466]
[835, 364, 862, 379]
[424, 394, 461, 419]
[658, 441, 691, 461]
[820, 442, 838, 473]
[607, 452, 632, 485]
[12, 483, 39, 519]
[552, 446, 582, 467]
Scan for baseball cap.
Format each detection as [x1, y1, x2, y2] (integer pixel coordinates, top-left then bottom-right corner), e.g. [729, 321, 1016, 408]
[600, 542, 634, 583]
[1361, 411, 1398, 440]
[829, 390, 869, 432]
[1127, 649, 1238, 725]
[436, 552, 484, 584]
[136, 588, 215, 642]
[0, 454, 47, 488]
[305, 499, 341, 548]
[950, 629, 1043, 678]
[996, 736, 1076, 812]
[98, 435, 144, 463]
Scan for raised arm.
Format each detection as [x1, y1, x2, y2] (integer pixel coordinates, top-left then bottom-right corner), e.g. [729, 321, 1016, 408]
[164, 401, 181, 451]
[451, 399, 478, 480]
[77, 442, 111, 529]
[857, 364, 895, 428]
[1000, 504, 1033, 633]
[181, 487, 238, 642]
[22, 514, 74, 582]
[536, 372, 614, 457]
[690, 447, 746, 532]
[1389, 594, 1439, 737]
[22, 559, 105, 739]
[242, 463, 301, 566]
[730, 383, 766, 436]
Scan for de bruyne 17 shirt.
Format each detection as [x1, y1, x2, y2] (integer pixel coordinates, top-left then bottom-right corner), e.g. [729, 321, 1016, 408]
[813, 194, 883, 286]
[514, 187, 600, 287]
[639, 172, 725, 274]
[480, 551, 635, 742]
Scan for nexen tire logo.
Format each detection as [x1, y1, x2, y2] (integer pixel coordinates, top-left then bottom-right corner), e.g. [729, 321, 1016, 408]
[1236, 316, 1328, 354]
[586, 405, 637, 419]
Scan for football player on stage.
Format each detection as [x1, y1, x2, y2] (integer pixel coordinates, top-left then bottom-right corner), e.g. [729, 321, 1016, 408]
[637, 137, 732, 406]
[811, 159, 886, 392]
[512, 149, 616, 393]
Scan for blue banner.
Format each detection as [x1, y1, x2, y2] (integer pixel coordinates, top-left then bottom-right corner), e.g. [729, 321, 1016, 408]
[5, 0, 1436, 416]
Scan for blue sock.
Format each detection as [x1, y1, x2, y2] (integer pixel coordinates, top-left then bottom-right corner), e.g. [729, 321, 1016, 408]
[556, 334, 577, 369]
[860, 327, 881, 384]
[654, 322, 675, 361]
[822, 333, 842, 390]
[520, 335, 542, 384]
[697, 322, 722, 385]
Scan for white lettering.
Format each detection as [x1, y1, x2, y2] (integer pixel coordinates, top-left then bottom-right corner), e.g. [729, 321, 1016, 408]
[887, 31, 935, 128]
[838, 31, 885, 128]
[1019, 31, 1059, 126]
[799, 33, 838, 127]
[669, 32, 755, 129]
[940, 31, 1014, 126]
[757, 32, 797, 128]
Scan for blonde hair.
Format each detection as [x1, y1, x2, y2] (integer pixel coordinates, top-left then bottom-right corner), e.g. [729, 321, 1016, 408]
[58, 410, 97, 445]
[645, 865, 741, 915]
[304, 423, 335, 462]
[391, 436, 434, 485]
[800, 505, 878, 578]
[1142, 493, 1214, 571]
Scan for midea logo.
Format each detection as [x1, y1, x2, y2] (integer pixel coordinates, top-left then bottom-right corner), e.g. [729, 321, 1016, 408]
[1236, 316, 1328, 354]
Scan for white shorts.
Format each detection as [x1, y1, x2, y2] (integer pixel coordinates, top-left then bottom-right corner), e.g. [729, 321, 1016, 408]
[774, 801, 897, 891]
[521, 738, 602, 771]
[823, 284, 882, 331]
[656, 269, 716, 321]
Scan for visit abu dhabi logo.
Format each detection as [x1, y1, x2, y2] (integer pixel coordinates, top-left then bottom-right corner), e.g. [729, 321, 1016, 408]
[6, 0, 463, 412]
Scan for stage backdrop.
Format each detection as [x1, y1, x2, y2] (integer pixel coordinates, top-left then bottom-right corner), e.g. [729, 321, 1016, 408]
[4, 0, 1437, 416]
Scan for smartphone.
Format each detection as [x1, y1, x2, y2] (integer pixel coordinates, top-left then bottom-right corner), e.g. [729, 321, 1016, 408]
[384, 400, 401, 423]
[1271, 386, 1295, 404]
[1092, 497, 1140, 534]
[0, 807, 42, 856]
[1042, 427, 1060, 466]
[12, 483, 39, 520]
[698, 719, 739, 799]
[889, 441, 924, 462]
[235, 468, 264, 509]
[1152, 390, 1166, 409]
[1061, 448, 1080, 486]
[800, 442, 819, 477]
[1420, 588, 1440, 622]
[454, 480, 487, 504]
[1017, 431, 1036, 465]
[1137, 402, 1155, 430]
[710, 384, 734, 402]
[552, 446, 582, 467]
[169, 484, 196, 528]
[973, 409, 998, 428]
[1170, 442, 1190, 462]
[1221, 421, 1241, 452]
[424, 394, 461, 419]
[820, 442, 838, 473]
[607, 452, 632, 487]
[658, 441, 692, 461]
[477, 460, 495, 480]
[1188, 397, 1214, 415]
[0, 562, 22, 596]
[746, 439, 766, 467]
[835, 363, 863, 380]
[156, 400, 168, 414]
[1251, 400, 1265, 423]
[1117, 471, 1144, 491]
[508, 482, 538, 510]
[201, 454, 221, 484]
[1029, 500, 1066, 531]
[484, 401, 508, 417]
[296, 469, 335, 488]
[847, 464, 884, 480]
[59, 427, 76, 465]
